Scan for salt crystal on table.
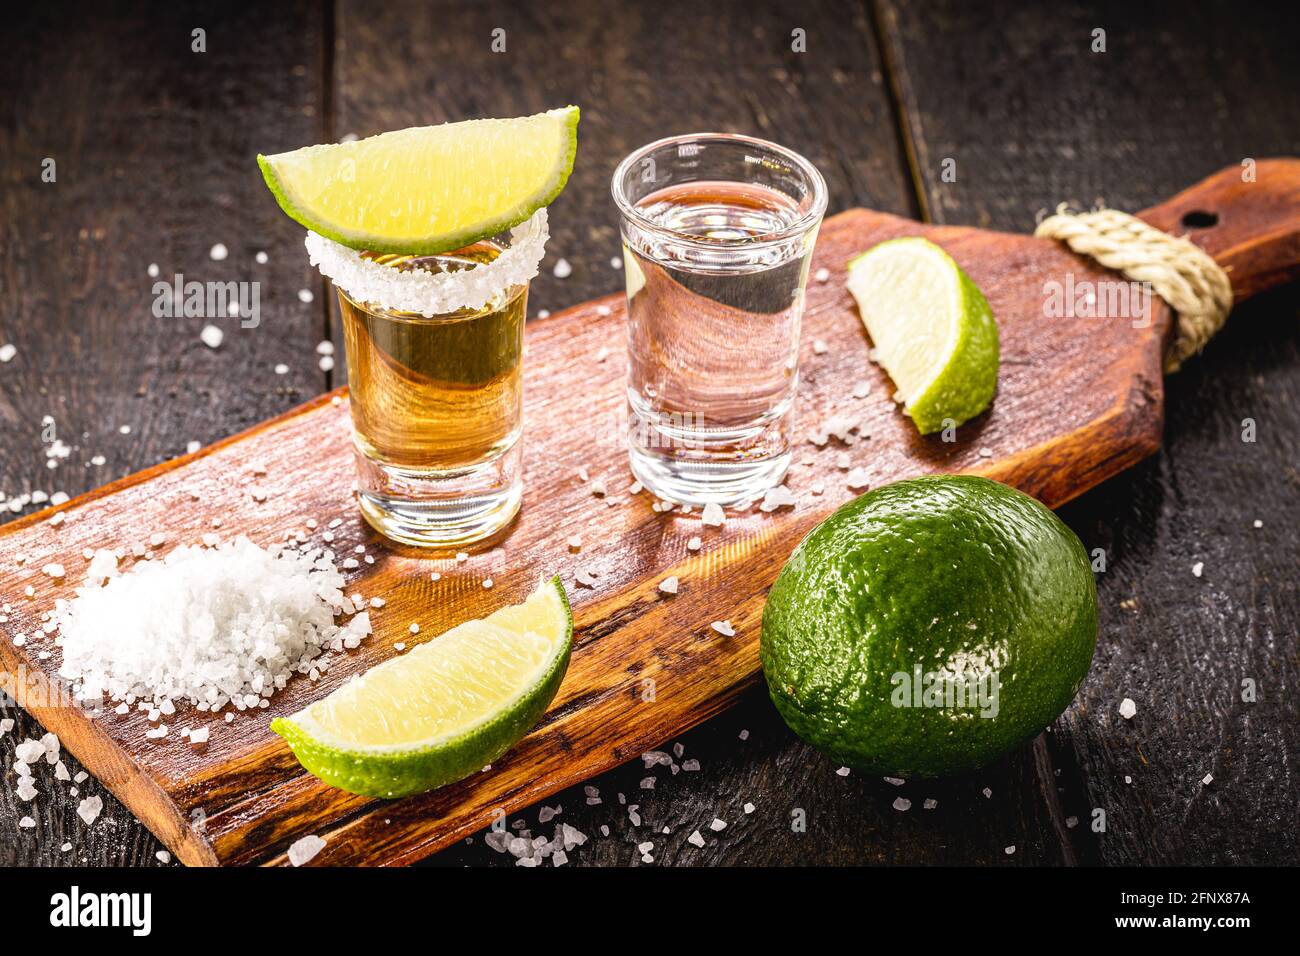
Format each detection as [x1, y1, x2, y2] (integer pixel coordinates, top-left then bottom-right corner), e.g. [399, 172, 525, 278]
[1192, 561, 1204, 578]
[200, 325, 224, 349]
[15, 739, 44, 763]
[760, 485, 797, 512]
[700, 502, 725, 527]
[743, 802, 755, 813]
[189, 727, 210, 745]
[0, 718, 13, 734]
[1202, 773, 1214, 786]
[709, 818, 727, 831]
[552, 258, 572, 278]
[710, 620, 736, 637]
[658, 576, 679, 595]
[77, 795, 103, 826]
[156, 850, 172, 864]
[209, 243, 228, 261]
[19, 816, 36, 829]
[893, 797, 912, 811]
[923, 798, 938, 810]
[846, 468, 870, 491]
[813, 339, 829, 354]
[686, 536, 702, 551]
[1119, 698, 1137, 719]
[288, 834, 326, 866]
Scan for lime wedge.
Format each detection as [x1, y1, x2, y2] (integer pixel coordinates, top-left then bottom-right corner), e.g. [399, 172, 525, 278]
[271, 577, 572, 798]
[846, 237, 999, 434]
[258, 107, 579, 255]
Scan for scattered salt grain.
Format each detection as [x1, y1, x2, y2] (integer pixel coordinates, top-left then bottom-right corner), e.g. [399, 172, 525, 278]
[1004, 845, 1016, 855]
[687, 829, 705, 847]
[189, 727, 210, 745]
[0, 343, 16, 363]
[923, 798, 938, 810]
[812, 339, 829, 355]
[709, 818, 727, 831]
[1202, 773, 1213, 786]
[255, 251, 268, 265]
[156, 850, 172, 864]
[836, 766, 850, 777]
[1119, 698, 1137, 720]
[846, 467, 870, 491]
[209, 243, 228, 261]
[893, 797, 912, 811]
[19, 816, 35, 829]
[288, 834, 326, 866]
[710, 620, 735, 637]
[814, 267, 830, 283]
[274, 363, 289, 375]
[409, 622, 420, 635]
[482, 578, 493, 589]
[760, 485, 797, 512]
[658, 576, 679, 595]
[700, 502, 725, 527]
[77, 795, 103, 826]
[852, 381, 871, 399]
[298, 288, 314, 304]
[686, 536, 702, 552]
[147, 262, 160, 277]
[200, 325, 224, 349]
[552, 258, 572, 279]
[1192, 561, 1204, 578]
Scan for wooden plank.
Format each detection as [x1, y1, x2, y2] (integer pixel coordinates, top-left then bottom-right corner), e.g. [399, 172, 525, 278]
[4, 165, 1294, 863]
[327, 0, 1067, 869]
[0, 1, 328, 865]
[878, 0, 1300, 864]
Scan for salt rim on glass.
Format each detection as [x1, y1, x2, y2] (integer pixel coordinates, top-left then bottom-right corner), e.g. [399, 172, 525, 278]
[304, 207, 549, 317]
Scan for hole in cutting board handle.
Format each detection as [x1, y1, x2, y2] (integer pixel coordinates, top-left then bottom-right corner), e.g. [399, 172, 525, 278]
[1181, 209, 1219, 229]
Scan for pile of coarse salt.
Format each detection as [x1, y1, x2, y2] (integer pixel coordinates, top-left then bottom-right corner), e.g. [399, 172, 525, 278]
[56, 535, 370, 714]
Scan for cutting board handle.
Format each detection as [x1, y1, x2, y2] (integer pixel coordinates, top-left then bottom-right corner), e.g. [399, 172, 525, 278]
[1138, 157, 1300, 302]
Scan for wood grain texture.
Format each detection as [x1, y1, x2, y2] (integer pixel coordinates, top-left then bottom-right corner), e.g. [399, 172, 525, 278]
[2, 0, 1297, 868]
[0, 0, 329, 866]
[879, 0, 1300, 866]
[2, 160, 1292, 864]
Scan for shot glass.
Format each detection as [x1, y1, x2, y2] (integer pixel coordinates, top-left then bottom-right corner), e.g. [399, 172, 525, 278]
[308, 211, 549, 547]
[612, 133, 828, 506]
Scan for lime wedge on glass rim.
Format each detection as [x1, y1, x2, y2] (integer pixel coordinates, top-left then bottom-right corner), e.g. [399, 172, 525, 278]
[846, 237, 999, 434]
[257, 106, 580, 255]
[271, 577, 572, 798]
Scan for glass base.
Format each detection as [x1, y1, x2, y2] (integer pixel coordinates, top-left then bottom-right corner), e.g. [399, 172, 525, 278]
[353, 442, 522, 548]
[628, 439, 791, 508]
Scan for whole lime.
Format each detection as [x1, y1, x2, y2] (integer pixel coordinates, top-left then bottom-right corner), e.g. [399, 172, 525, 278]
[760, 475, 1096, 777]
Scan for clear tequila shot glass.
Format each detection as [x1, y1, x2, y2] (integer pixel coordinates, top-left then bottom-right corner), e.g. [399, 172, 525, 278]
[612, 133, 827, 506]
[306, 211, 549, 547]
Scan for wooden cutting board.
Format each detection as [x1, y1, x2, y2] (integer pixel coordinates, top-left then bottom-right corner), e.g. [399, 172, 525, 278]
[1, 161, 1297, 866]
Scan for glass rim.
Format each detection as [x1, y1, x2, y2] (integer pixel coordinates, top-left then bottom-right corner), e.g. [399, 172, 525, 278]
[305, 208, 548, 319]
[611, 132, 829, 250]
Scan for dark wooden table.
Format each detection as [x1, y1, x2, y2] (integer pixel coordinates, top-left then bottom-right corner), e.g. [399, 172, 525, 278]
[1, 0, 1296, 867]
